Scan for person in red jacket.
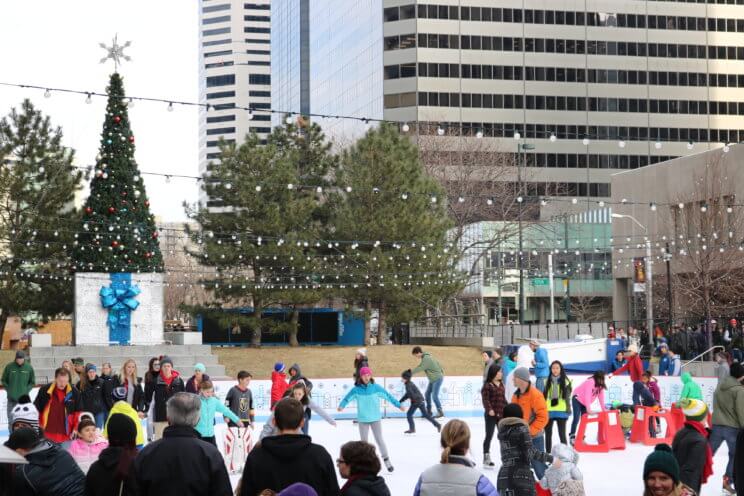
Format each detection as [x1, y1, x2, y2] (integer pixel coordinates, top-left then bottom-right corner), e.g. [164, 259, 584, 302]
[271, 362, 288, 410]
[611, 343, 645, 382]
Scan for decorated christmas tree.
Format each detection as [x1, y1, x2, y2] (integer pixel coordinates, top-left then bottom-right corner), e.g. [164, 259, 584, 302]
[73, 73, 163, 273]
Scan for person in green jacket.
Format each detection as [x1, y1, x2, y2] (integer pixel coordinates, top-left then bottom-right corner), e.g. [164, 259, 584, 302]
[196, 380, 241, 446]
[676, 372, 704, 404]
[411, 346, 445, 418]
[710, 363, 744, 490]
[2, 350, 35, 423]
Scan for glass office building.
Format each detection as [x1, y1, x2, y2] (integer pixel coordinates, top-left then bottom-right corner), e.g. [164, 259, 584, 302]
[271, 0, 383, 142]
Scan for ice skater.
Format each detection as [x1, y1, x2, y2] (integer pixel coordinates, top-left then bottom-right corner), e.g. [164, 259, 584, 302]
[400, 369, 441, 434]
[338, 366, 404, 472]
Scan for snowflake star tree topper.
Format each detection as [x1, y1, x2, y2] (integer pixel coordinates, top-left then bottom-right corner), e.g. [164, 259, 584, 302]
[99, 34, 132, 72]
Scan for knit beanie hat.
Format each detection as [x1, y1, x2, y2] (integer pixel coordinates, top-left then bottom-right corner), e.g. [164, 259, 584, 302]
[5, 427, 40, 450]
[483, 350, 493, 358]
[85, 363, 97, 373]
[731, 363, 744, 379]
[503, 403, 523, 419]
[194, 363, 206, 373]
[107, 413, 137, 447]
[359, 366, 372, 376]
[112, 386, 128, 401]
[72, 357, 84, 366]
[10, 401, 39, 430]
[274, 362, 285, 372]
[160, 356, 173, 367]
[643, 444, 679, 484]
[679, 398, 708, 422]
[356, 348, 367, 356]
[514, 367, 530, 382]
[401, 369, 412, 380]
[278, 482, 319, 496]
[15, 350, 26, 360]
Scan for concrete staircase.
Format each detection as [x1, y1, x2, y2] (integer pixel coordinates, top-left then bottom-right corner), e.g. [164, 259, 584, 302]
[29, 345, 225, 384]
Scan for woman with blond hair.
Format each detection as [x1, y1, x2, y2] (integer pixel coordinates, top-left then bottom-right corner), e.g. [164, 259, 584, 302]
[413, 419, 498, 496]
[112, 359, 146, 416]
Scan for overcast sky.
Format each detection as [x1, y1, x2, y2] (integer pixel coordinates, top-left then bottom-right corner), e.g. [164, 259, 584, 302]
[0, 1, 199, 221]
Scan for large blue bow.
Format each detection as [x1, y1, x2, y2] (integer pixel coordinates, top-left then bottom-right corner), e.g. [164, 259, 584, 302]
[100, 274, 140, 344]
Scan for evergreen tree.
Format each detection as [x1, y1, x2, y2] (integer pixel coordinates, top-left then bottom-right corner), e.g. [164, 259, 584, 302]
[186, 122, 338, 346]
[73, 73, 163, 273]
[334, 124, 462, 344]
[0, 99, 84, 345]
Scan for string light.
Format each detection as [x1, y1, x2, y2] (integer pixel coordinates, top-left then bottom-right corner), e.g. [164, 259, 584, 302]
[43, 89, 51, 98]
[618, 140, 626, 148]
[167, 102, 174, 112]
[85, 93, 92, 104]
[401, 122, 410, 133]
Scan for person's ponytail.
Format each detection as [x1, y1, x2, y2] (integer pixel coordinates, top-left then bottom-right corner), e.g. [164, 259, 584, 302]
[439, 420, 470, 464]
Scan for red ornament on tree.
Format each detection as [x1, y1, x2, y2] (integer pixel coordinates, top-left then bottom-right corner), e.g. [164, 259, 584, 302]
[108, 207, 116, 214]
[144, 200, 150, 207]
[111, 241, 119, 248]
[114, 116, 121, 124]
[128, 136, 135, 143]
[152, 231, 159, 239]
[85, 207, 93, 215]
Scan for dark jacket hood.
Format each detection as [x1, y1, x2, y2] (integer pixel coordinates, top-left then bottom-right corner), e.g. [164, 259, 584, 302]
[289, 363, 302, 376]
[96, 445, 128, 469]
[260, 434, 312, 460]
[25, 439, 61, 467]
[719, 375, 743, 392]
[346, 475, 391, 496]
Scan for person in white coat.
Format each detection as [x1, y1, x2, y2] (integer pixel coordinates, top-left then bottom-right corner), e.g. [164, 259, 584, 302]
[506, 340, 538, 401]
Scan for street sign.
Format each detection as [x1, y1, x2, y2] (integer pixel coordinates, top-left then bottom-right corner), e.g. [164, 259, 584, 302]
[532, 278, 549, 286]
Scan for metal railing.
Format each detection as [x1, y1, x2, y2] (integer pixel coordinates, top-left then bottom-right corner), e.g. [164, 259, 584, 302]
[682, 345, 724, 369]
[409, 321, 609, 345]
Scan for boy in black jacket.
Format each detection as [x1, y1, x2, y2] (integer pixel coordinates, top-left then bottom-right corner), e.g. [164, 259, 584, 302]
[401, 369, 441, 434]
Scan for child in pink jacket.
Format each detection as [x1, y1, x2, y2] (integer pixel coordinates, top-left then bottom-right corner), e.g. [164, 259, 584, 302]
[67, 416, 108, 473]
[568, 371, 607, 445]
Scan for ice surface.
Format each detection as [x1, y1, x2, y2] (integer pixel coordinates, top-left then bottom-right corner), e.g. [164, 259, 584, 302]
[225, 416, 730, 495]
[2, 416, 728, 495]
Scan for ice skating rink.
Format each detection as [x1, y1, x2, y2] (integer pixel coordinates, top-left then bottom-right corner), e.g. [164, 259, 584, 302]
[225, 416, 731, 495]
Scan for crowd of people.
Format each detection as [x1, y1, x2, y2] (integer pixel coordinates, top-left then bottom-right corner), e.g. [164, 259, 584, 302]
[0, 342, 741, 495]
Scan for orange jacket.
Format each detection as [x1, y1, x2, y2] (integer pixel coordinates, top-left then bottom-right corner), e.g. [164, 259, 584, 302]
[512, 383, 548, 437]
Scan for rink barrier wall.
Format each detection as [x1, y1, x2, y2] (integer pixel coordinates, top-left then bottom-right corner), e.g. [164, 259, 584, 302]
[0, 374, 718, 436]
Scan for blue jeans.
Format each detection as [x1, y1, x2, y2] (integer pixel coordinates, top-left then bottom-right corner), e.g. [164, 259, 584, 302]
[710, 425, 738, 480]
[569, 396, 586, 437]
[425, 378, 443, 414]
[531, 433, 548, 479]
[406, 404, 439, 431]
[94, 411, 107, 429]
[535, 376, 547, 393]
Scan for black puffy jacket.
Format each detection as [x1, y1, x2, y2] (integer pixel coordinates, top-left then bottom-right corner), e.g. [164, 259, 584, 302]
[342, 475, 391, 496]
[11, 439, 85, 496]
[497, 417, 554, 496]
[78, 376, 110, 414]
[152, 373, 185, 422]
[672, 424, 708, 495]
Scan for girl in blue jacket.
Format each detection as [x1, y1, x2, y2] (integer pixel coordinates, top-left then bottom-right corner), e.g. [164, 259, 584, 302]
[196, 380, 241, 445]
[338, 366, 404, 473]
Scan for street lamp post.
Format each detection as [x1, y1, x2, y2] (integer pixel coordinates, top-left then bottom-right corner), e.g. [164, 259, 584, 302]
[664, 242, 673, 332]
[515, 133, 535, 324]
[612, 213, 654, 346]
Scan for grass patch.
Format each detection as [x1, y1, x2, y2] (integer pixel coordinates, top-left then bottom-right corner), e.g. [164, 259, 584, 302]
[213, 345, 483, 380]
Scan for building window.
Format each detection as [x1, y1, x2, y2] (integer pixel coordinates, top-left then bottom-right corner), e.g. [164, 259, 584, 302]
[204, 50, 232, 58]
[206, 127, 236, 135]
[206, 90, 235, 99]
[244, 3, 269, 9]
[203, 27, 231, 36]
[249, 90, 271, 97]
[203, 4, 230, 13]
[247, 61, 270, 66]
[244, 27, 271, 33]
[206, 115, 236, 123]
[212, 103, 236, 110]
[251, 102, 271, 109]
[245, 38, 270, 44]
[205, 61, 234, 69]
[206, 74, 235, 87]
[202, 15, 230, 25]
[202, 38, 231, 47]
[246, 49, 271, 55]
[249, 74, 271, 85]
[244, 15, 270, 22]
[206, 139, 235, 147]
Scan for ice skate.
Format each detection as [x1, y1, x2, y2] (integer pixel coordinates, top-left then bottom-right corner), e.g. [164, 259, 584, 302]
[384, 457, 394, 472]
[435, 409, 444, 418]
[723, 475, 735, 494]
[483, 453, 495, 468]
[404, 429, 416, 434]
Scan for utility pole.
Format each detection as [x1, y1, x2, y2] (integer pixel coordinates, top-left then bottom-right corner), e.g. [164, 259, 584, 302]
[564, 214, 571, 321]
[517, 140, 524, 324]
[664, 242, 673, 332]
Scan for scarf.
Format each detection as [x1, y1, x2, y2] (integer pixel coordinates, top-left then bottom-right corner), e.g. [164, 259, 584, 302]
[125, 378, 135, 406]
[160, 370, 179, 387]
[340, 473, 369, 494]
[685, 421, 713, 484]
[550, 376, 560, 400]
